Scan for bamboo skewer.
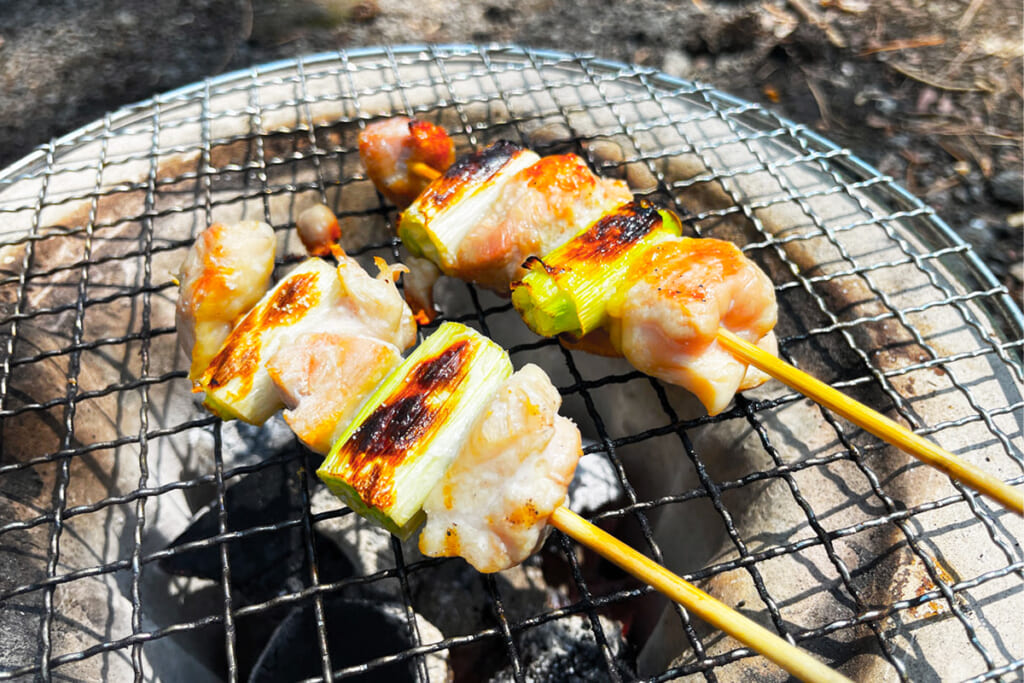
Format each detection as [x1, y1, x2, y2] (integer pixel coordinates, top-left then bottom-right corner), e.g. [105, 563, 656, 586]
[549, 507, 853, 683]
[716, 329, 1023, 515]
[404, 160, 1021, 515]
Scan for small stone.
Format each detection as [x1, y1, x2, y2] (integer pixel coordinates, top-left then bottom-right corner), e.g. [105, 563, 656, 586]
[990, 170, 1023, 208]
[875, 96, 898, 116]
[114, 10, 137, 28]
[968, 217, 987, 232]
[349, 0, 379, 22]
[661, 49, 692, 78]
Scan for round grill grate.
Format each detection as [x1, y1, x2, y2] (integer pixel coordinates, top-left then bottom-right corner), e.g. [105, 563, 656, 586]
[0, 45, 1020, 682]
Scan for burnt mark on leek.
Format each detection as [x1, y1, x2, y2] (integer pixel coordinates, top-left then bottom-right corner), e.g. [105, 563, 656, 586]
[419, 140, 522, 212]
[553, 199, 663, 266]
[331, 340, 471, 509]
[316, 322, 513, 538]
[204, 272, 322, 391]
[510, 198, 682, 338]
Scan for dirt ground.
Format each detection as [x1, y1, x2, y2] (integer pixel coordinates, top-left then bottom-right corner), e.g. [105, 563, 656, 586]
[1, 0, 1021, 299]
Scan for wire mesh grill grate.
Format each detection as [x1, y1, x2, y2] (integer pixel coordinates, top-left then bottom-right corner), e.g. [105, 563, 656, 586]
[0, 45, 1021, 682]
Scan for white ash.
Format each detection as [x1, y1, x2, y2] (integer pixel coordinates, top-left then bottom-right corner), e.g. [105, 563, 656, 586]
[490, 614, 630, 682]
[220, 415, 301, 467]
[566, 450, 625, 515]
[310, 486, 407, 592]
[182, 413, 297, 473]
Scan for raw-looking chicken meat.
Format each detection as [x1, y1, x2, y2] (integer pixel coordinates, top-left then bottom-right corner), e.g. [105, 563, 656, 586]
[258, 254, 416, 441]
[419, 364, 583, 573]
[265, 333, 402, 454]
[607, 236, 778, 416]
[175, 220, 276, 383]
[451, 154, 633, 292]
[358, 116, 455, 207]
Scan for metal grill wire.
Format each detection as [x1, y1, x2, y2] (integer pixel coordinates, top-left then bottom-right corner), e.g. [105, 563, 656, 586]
[0, 45, 1020, 682]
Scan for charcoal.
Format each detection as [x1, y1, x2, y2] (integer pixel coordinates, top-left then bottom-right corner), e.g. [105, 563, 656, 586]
[248, 597, 423, 683]
[159, 453, 353, 604]
[491, 614, 632, 682]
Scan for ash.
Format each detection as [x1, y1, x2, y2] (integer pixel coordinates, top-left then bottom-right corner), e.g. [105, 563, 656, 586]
[567, 451, 625, 515]
[491, 615, 631, 682]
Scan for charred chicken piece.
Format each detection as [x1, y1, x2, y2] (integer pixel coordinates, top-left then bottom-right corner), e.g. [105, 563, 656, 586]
[450, 153, 632, 292]
[358, 116, 455, 208]
[198, 253, 416, 425]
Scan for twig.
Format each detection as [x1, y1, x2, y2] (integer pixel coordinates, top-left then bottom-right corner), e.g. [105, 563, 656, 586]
[787, 0, 846, 48]
[858, 35, 946, 56]
[923, 174, 963, 197]
[958, 0, 987, 32]
[804, 74, 832, 130]
[886, 61, 984, 92]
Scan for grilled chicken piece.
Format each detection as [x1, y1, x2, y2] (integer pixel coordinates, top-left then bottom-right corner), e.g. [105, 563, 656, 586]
[296, 204, 341, 257]
[607, 236, 777, 415]
[358, 116, 456, 207]
[335, 255, 418, 351]
[419, 364, 583, 573]
[199, 253, 417, 424]
[401, 254, 443, 324]
[265, 333, 402, 454]
[176, 221, 276, 383]
[450, 154, 633, 292]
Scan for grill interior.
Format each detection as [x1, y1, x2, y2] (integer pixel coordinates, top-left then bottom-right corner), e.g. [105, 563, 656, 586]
[0, 45, 1021, 682]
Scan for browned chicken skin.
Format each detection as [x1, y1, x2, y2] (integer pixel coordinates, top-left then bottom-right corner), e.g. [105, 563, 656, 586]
[358, 116, 455, 208]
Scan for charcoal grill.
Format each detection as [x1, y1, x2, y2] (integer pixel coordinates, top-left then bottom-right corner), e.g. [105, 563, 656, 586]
[0, 45, 1020, 682]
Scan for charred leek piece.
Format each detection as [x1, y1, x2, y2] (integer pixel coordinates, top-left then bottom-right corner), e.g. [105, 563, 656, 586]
[511, 199, 683, 338]
[317, 322, 513, 539]
[200, 258, 344, 424]
[398, 140, 540, 270]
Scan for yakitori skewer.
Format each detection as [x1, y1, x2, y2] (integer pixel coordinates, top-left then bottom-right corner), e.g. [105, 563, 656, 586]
[180, 221, 852, 683]
[313, 321, 851, 683]
[398, 146, 1022, 516]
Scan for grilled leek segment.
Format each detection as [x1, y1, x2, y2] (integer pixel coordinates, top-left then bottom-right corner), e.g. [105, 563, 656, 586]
[510, 199, 683, 339]
[199, 258, 349, 424]
[317, 322, 513, 539]
[398, 140, 539, 270]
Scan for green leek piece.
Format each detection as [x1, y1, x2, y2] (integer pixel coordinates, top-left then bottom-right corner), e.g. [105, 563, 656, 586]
[317, 322, 513, 539]
[511, 199, 682, 339]
[200, 258, 345, 424]
[398, 140, 539, 270]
